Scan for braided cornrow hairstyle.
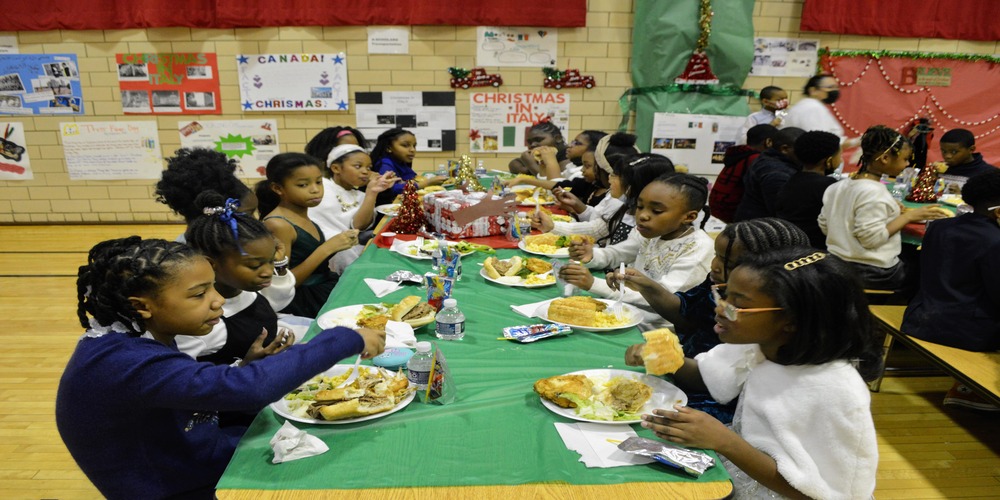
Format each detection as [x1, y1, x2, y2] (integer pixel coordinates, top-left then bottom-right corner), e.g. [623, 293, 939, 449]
[599, 154, 675, 246]
[185, 191, 273, 259]
[653, 172, 711, 229]
[529, 121, 568, 161]
[718, 218, 810, 281]
[858, 125, 908, 173]
[77, 237, 199, 337]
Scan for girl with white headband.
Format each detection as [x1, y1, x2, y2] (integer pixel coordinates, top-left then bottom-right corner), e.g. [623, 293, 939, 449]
[313, 144, 398, 273]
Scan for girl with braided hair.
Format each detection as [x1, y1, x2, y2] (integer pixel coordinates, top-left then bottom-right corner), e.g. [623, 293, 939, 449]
[560, 172, 715, 330]
[57, 237, 385, 499]
[819, 125, 949, 289]
[178, 190, 297, 365]
[507, 120, 570, 178]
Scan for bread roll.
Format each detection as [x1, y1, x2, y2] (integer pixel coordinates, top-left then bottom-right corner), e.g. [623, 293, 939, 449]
[483, 256, 523, 279]
[641, 329, 685, 376]
[390, 296, 421, 322]
[316, 396, 396, 420]
[547, 297, 605, 326]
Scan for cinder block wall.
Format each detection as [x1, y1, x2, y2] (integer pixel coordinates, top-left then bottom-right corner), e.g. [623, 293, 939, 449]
[1, 0, 996, 223]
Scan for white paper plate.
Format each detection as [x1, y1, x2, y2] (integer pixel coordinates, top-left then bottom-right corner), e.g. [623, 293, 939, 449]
[375, 203, 400, 216]
[539, 368, 687, 425]
[271, 365, 415, 425]
[390, 239, 475, 260]
[518, 239, 569, 257]
[535, 298, 641, 332]
[479, 267, 555, 288]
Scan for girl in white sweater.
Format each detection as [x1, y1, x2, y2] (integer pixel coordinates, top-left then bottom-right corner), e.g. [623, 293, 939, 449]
[818, 125, 948, 289]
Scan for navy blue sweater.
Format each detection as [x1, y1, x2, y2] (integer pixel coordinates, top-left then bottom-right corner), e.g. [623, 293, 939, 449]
[56, 327, 363, 499]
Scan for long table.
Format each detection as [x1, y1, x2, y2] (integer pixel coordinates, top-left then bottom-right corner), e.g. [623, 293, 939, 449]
[215, 240, 733, 498]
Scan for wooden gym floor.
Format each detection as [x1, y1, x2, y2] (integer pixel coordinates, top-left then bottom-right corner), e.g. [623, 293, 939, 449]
[0, 224, 998, 498]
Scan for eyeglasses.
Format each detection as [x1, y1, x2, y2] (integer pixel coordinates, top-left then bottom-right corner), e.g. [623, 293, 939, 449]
[569, 140, 585, 146]
[710, 284, 783, 322]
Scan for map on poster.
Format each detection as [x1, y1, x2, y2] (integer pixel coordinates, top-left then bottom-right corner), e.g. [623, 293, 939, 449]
[750, 38, 819, 77]
[237, 53, 349, 112]
[477, 27, 557, 67]
[116, 53, 221, 115]
[650, 113, 744, 176]
[468, 92, 569, 154]
[178, 119, 279, 178]
[60, 121, 162, 180]
[0, 54, 83, 115]
[355, 92, 456, 152]
[0, 121, 32, 180]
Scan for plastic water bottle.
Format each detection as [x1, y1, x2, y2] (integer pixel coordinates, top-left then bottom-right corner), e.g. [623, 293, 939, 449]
[436, 163, 448, 177]
[431, 234, 444, 271]
[407, 342, 434, 390]
[475, 159, 487, 177]
[891, 178, 908, 202]
[435, 298, 466, 340]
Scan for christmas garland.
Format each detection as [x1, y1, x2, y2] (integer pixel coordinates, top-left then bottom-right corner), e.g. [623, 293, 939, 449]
[617, 84, 757, 130]
[818, 48, 1000, 64]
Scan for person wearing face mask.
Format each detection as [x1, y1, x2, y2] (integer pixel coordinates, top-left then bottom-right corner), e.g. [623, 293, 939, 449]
[783, 75, 854, 147]
[735, 86, 788, 145]
[775, 131, 842, 249]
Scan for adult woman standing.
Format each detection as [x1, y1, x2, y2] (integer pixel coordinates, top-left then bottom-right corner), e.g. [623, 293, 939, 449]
[783, 74, 853, 146]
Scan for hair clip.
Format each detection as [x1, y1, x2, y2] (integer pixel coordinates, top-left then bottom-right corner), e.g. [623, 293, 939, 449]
[783, 252, 826, 271]
[532, 115, 552, 126]
[628, 157, 650, 166]
[203, 206, 225, 215]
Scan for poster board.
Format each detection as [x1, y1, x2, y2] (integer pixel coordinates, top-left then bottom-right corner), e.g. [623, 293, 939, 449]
[0, 121, 31, 180]
[355, 91, 456, 151]
[178, 119, 279, 178]
[750, 38, 819, 77]
[116, 53, 221, 114]
[237, 53, 349, 112]
[468, 92, 569, 153]
[650, 113, 745, 176]
[60, 121, 163, 180]
[477, 27, 557, 67]
[0, 54, 83, 115]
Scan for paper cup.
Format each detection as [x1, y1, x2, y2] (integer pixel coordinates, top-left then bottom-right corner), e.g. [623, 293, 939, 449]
[381, 232, 396, 246]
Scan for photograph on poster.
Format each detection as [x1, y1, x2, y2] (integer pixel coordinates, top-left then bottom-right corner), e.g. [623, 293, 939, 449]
[152, 90, 181, 107]
[121, 90, 150, 110]
[118, 64, 148, 80]
[0, 73, 25, 92]
[0, 95, 21, 108]
[44, 62, 77, 78]
[185, 92, 215, 109]
[186, 66, 212, 78]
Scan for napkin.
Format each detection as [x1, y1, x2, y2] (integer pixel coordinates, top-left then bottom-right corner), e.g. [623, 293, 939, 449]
[510, 299, 554, 319]
[554, 422, 654, 468]
[385, 320, 416, 348]
[364, 278, 402, 298]
[270, 421, 329, 464]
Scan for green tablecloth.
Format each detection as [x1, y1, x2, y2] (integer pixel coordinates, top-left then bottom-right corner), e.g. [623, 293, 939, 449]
[217, 246, 730, 490]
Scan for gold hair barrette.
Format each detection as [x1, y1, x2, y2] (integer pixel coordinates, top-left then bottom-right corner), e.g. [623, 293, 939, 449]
[783, 252, 826, 270]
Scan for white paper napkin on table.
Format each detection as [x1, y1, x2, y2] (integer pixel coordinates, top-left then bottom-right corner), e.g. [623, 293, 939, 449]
[510, 299, 554, 319]
[364, 278, 402, 298]
[270, 421, 329, 464]
[554, 422, 654, 468]
[385, 320, 416, 348]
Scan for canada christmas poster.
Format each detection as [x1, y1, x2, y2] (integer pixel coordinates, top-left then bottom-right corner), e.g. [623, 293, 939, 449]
[237, 53, 349, 112]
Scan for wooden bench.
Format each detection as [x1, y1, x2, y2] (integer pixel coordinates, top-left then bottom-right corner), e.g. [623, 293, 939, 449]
[868, 305, 1000, 407]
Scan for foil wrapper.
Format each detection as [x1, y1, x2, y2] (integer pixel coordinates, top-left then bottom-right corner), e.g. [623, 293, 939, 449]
[502, 323, 572, 343]
[616, 437, 715, 477]
[385, 270, 423, 284]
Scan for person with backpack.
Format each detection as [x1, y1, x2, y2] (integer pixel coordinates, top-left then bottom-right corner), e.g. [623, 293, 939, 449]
[709, 125, 777, 223]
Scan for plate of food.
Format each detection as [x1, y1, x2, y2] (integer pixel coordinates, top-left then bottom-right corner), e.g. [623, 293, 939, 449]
[534, 369, 687, 424]
[519, 233, 571, 257]
[272, 365, 415, 424]
[538, 296, 641, 332]
[316, 296, 436, 330]
[480, 256, 556, 288]
[375, 203, 400, 216]
[390, 238, 481, 260]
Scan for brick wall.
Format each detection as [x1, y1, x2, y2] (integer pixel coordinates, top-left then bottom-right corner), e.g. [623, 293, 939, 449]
[1, 0, 996, 223]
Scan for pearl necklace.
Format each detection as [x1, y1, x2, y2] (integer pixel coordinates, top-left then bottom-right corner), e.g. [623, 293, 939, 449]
[335, 192, 362, 213]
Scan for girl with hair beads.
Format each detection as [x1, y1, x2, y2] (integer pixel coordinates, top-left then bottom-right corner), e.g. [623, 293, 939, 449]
[507, 120, 570, 178]
[305, 126, 369, 161]
[534, 153, 674, 247]
[56, 237, 385, 499]
[256, 153, 358, 318]
[371, 127, 447, 198]
[179, 191, 297, 364]
[313, 144, 397, 273]
[560, 172, 715, 328]
[819, 125, 949, 289]
[642, 248, 879, 498]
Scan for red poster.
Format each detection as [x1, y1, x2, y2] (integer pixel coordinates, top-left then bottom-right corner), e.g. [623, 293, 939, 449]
[116, 53, 222, 115]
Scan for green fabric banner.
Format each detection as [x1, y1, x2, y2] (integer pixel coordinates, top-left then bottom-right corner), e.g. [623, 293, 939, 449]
[627, 0, 757, 150]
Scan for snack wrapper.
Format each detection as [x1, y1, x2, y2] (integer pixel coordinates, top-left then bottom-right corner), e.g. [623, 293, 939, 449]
[424, 273, 453, 311]
[615, 437, 715, 477]
[419, 343, 456, 405]
[386, 270, 423, 284]
[502, 324, 572, 343]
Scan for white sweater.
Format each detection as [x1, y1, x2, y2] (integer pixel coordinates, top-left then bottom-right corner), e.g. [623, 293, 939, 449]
[586, 228, 714, 326]
[695, 344, 877, 499]
[551, 195, 625, 241]
[782, 97, 845, 142]
[818, 178, 901, 269]
[312, 177, 371, 273]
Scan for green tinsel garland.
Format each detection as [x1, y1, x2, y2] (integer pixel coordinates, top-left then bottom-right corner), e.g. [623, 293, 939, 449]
[617, 83, 757, 130]
[818, 48, 1000, 64]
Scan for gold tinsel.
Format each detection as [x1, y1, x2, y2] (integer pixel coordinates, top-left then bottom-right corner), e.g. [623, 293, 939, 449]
[695, 0, 713, 51]
[454, 154, 485, 192]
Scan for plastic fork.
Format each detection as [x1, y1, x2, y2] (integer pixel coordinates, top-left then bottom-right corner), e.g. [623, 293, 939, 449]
[611, 262, 626, 319]
[335, 354, 363, 389]
[533, 188, 542, 216]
